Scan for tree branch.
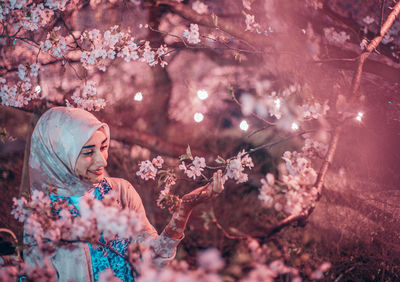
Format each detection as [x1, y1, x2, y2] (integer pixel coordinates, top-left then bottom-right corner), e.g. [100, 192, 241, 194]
[350, 1, 400, 99]
[156, 0, 271, 50]
[262, 124, 341, 238]
[261, 2, 400, 239]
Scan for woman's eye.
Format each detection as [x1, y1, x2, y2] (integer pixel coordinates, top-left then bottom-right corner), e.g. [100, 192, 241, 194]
[83, 151, 93, 156]
[100, 145, 108, 151]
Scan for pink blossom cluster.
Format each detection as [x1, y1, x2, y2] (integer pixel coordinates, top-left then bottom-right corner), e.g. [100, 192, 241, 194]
[258, 173, 276, 209]
[224, 150, 254, 184]
[136, 156, 164, 180]
[39, 27, 68, 58]
[242, 0, 252, 10]
[0, 1, 65, 32]
[363, 16, 375, 25]
[243, 12, 261, 32]
[127, 246, 225, 282]
[281, 151, 317, 187]
[12, 190, 142, 247]
[282, 187, 318, 215]
[197, 248, 225, 272]
[80, 26, 170, 71]
[310, 262, 332, 280]
[382, 33, 394, 44]
[0, 63, 41, 107]
[240, 86, 297, 120]
[305, 0, 323, 10]
[183, 24, 201, 44]
[241, 260, 301, 282]
[241, 239, 301, 282]
[156, 173, 177, 209]
[67, 80, 106, 111]
[302, 138, 328, 158]
[0, 257, 57, 282]
[323, 27, 350, 44]
[192, 1, 208, 14]
[78, 192, 142, 240]
[179, 156, 206, 180]
[299, 101, 329, 120]
[281, 150, 318, 215]
[259, 140, 321, 215]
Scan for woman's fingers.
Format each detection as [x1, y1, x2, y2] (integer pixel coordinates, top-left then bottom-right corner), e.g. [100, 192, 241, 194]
[212, 170, 223, 193]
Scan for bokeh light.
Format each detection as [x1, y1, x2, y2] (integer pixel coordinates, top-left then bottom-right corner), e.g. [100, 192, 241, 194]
[240, 120, 249, 131]
[197, 89, 208, 100]
[356, 112, 363, 122]
[134, 92, 143, 101]
[194, 112, 204, 122]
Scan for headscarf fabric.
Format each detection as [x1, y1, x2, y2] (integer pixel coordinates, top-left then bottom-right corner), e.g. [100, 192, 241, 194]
[29, 107, 110, 197]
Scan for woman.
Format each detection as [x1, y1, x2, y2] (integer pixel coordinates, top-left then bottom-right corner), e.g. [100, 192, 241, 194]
[25, 107, 223, 281]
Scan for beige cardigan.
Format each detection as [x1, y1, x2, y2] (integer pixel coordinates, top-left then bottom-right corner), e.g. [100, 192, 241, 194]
[24, 177, 181, 282]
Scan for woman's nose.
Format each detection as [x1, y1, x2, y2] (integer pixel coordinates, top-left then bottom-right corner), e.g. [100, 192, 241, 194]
[94, 151, 107, 167]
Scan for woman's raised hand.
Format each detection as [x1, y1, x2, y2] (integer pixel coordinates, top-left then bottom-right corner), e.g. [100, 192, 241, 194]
[181, 170, 224, 210]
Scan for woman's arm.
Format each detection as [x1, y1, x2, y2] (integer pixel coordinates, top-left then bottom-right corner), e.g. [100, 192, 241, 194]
[163, 170, 224, 240]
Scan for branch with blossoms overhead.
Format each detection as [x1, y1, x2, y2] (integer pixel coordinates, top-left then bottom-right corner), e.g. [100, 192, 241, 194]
[134, 134, 328, 224]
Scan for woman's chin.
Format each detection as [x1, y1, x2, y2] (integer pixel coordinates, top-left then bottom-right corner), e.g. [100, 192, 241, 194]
[83, 173, 104, 184]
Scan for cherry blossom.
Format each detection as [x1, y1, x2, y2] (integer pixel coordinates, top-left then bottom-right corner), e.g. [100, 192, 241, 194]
[363, 16, 375, 25]
[224, 151, 253, 184]
[136, 160, 158, 180]
[183, 24, 201, 44]
[68, 81, 106, 111]
[197, 248, 225, 272]
[192, 1, 208, 15]
[299, 101, 329, 120]
[244, 12, 260, 32]
[323, 27, 350, 44]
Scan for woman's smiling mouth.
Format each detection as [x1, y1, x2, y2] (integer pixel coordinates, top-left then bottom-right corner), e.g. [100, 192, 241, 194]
[89, 168, 104, 175]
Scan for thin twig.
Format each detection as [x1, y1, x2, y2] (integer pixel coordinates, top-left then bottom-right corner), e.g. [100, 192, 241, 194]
[313, 56, 359, 63]
[243, 129, 317, 157]
[229, 87, 276, 126]
[211, 208, 247, 240]
[334, 265, 356, 282]
[379, 0, 386, 29]
[156, 0, 269, 50]
[59, 14, 82, 50]
[0, 35, 40, 47]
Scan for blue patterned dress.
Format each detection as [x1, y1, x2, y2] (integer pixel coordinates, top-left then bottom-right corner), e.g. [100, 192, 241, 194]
[50, 179, 135, 281]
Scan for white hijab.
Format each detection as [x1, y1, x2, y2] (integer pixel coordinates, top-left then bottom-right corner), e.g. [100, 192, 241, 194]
[29, 107, 110, 197]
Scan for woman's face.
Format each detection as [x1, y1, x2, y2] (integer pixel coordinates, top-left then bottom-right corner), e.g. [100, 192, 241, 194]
[75, 128, 109, 184]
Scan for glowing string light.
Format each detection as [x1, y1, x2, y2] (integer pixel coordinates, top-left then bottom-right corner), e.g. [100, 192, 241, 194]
[274, 98, 281, 109]
[240, 120, 249, 131]
[197, 89, 208, 100]
[134, 92, 143, 101]
[356, 112, 363, 122]
[34, 85, 41, 93]
[194, 112, 204, 123]
[291, 122, 299, 131]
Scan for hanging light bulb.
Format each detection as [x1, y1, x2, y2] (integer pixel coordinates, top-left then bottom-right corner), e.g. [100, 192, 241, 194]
[240, 120, 249, 131]
[35, 85, 41, 93]
[194, 112, 204, 123]
[134, 92, 143, 101]
[197, 89, 208, 100]
[356, 112, 363, 122]
[274, 98, 281, 109]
